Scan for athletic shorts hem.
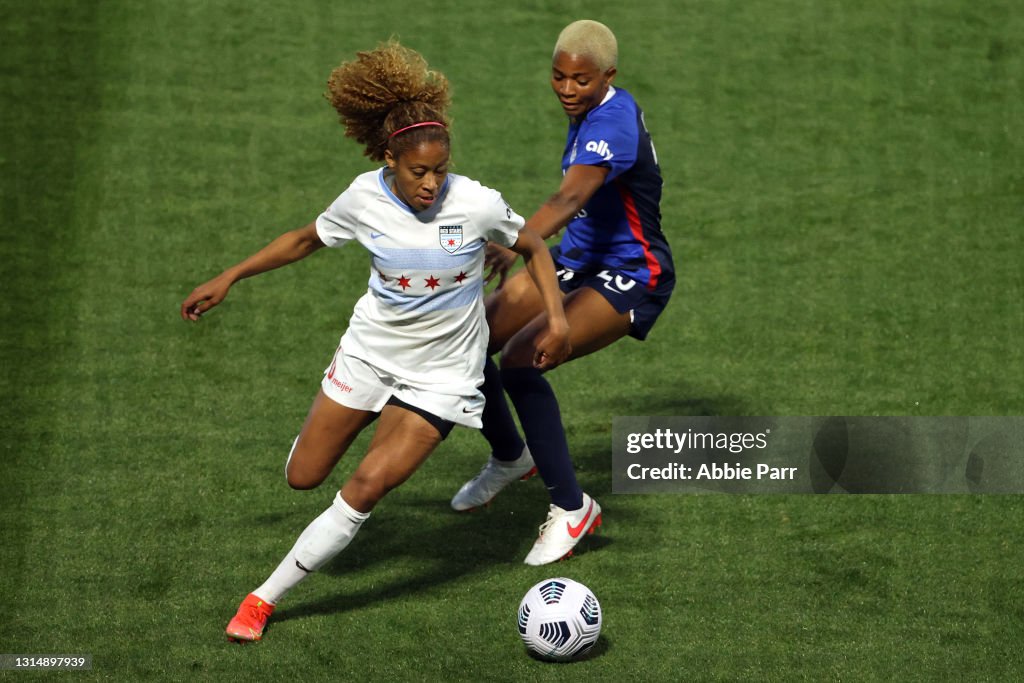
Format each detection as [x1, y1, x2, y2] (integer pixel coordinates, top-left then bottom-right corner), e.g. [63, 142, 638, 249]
[551, 247, 674, 341]
[320, 345, 483, 429]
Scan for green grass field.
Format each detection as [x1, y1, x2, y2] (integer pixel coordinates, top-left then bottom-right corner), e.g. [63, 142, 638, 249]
[3, 0, 1023, 680]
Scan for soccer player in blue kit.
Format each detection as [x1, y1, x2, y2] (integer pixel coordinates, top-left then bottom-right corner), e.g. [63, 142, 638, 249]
[451, 20, 676, 565]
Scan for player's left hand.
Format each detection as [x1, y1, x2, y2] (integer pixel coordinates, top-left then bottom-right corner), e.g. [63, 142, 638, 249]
[483, 242, 519, 289]
[533, 321, 571, 370]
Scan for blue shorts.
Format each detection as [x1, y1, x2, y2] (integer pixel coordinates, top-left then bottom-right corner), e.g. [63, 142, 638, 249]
[551, 246, 675, 341]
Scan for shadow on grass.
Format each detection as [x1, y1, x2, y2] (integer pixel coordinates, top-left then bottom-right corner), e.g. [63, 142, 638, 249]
[271, 479, 620, 625]
[524, 634, 611, 663]
[268, 386, 726, 626]
[271, 494, 554, 623]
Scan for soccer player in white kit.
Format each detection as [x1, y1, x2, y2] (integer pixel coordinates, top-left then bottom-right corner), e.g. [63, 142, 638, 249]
[180, 42, 570, 642]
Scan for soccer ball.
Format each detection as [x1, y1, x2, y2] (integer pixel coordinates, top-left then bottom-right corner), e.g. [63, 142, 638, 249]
[517, 578, 602, 661]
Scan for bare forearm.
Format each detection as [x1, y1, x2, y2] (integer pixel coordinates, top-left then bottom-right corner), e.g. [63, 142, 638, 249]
[523, 164, 609, 240]
[222, 222, 324, 284]
[523, 192, 585, 241]
[510, 230, 571, 367]
[525, 256, 567, 329]
[182, 223, 325, 321]
[516, 232, 568, 329]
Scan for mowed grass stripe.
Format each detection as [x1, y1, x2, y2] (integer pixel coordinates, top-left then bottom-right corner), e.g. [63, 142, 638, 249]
[1, 1, 107, 632]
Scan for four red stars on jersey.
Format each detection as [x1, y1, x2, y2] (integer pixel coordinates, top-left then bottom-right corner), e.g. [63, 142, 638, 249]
[395, 272, 469, 291]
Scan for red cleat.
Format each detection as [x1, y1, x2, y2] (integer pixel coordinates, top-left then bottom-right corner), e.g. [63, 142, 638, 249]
[226, 593, 275, 642]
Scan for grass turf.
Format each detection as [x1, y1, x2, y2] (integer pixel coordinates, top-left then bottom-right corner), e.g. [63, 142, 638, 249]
[2, 0, 1022, 680]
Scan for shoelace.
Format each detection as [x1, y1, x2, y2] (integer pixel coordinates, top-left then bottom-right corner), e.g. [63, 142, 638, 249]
[536, 504, 563, 536]
[245, 601, 269, 622]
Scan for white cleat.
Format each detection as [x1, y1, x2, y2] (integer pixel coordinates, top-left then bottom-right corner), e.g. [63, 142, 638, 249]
[523, 493, 602, 566]
[450, 448, 537, 511]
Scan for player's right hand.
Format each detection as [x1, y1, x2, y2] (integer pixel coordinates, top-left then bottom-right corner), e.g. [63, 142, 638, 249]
[180, 274, 232, 321]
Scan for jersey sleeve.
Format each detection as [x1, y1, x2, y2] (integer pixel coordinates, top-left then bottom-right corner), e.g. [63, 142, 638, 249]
[571, 104, 639, 183]
[477, 188, 525, 248]
[315, 185, 360, 248]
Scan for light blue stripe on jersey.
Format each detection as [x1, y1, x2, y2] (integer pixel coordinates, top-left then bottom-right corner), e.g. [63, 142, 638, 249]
[372, 246, 478, 272]
[369, 276, 482, 313]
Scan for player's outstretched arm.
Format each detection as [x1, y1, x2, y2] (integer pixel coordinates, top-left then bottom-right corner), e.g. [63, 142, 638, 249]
[484, 164, 609, 288]
[510, 229, 571, 370]
[180, 222, 325, 321]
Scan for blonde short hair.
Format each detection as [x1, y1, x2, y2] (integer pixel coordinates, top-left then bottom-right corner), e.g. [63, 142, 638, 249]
[553, 20, 618, 72]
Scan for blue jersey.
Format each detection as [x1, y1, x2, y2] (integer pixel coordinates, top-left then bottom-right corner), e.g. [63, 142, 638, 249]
[558, 87, 673, 291]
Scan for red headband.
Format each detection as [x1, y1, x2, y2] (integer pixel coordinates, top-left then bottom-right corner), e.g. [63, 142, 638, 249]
[389, 121, 447, 139]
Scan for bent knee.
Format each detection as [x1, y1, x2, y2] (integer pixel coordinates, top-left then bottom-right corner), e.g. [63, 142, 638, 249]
[285, 450, 330, 490]
[286, 467, 327, 490]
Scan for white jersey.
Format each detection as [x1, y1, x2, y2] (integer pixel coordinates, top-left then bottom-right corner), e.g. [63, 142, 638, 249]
[315, 169, 523, 397]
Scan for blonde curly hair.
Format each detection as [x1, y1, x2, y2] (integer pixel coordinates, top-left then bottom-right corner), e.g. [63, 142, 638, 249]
[325, 41, 451, 162]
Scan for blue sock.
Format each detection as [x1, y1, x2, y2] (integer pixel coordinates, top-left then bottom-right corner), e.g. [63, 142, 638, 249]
[480, 357, 526, 461]
[500, 367, 583, 511]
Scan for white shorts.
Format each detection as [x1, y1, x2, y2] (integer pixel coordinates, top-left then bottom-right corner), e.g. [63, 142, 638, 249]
[321, 344, 484, 429]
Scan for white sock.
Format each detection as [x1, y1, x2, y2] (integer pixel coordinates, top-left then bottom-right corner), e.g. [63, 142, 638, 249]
[253, 492, 370, 604]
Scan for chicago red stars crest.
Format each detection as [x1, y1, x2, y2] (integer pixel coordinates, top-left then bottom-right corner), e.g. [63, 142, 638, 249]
[439, 225, 463, 253]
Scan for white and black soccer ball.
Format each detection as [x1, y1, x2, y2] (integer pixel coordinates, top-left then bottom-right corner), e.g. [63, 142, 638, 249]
[517, 578, 602, 661]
